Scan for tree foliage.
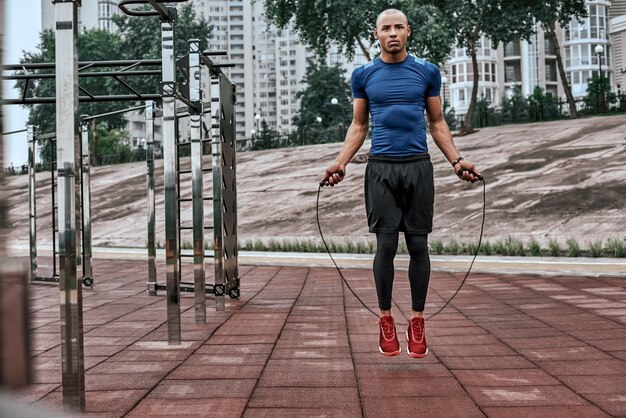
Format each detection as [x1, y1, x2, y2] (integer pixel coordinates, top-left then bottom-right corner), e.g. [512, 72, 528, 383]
[264, 0, 454, 66]
[432, 0, 538, 134]
[293, 61, 353, 130]
[14, 4, 211, 164]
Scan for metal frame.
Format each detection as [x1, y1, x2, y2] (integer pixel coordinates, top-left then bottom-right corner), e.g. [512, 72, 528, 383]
[79, 122, 93, 287]
[3, 0, 240, 403]
[27, 131, 93, 286]
[1, 59, 162, 105]
[212, 75, 239, 303]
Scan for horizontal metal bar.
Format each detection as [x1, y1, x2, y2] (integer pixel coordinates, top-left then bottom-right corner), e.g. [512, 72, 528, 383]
[153, 101, 212, 118]
[155, 282, 214, 294]
[81, 105, 145, 122]
[1, 59, 162, 71]
[2, 69, 162, 81]
[3, 94, 162, 105]
[177, 169, 191, 175]
[203, 51, 227, 56]
[31, 276, 60, 283]
[2, 128, 27, 136]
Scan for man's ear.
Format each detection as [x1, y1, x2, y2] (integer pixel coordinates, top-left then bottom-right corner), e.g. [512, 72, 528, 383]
[407, 24, 411, 37]
[373, 28, 378, 40]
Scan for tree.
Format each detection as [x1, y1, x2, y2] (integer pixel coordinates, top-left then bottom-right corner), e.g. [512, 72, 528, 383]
[584, 75, 615, 114]
[264, 0, 455, 66]
[293, 61, 353, 132]
[433, 0, 537, 135]
[529, 1, 587, 119]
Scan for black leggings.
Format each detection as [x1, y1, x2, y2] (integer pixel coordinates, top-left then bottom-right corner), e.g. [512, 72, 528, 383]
[373, 232, 430, 312]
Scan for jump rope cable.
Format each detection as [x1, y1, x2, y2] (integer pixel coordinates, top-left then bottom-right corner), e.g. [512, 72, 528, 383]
[315, 176, 486, 322]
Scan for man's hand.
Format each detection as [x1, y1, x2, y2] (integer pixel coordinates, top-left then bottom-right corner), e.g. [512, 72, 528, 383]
[455, 160, 481, 183]
[320, 163, 346, 187]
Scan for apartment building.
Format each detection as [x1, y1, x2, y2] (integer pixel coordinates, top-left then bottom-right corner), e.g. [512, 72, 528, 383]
[447, 0, 622, 115]
[609, 0, 626, 93]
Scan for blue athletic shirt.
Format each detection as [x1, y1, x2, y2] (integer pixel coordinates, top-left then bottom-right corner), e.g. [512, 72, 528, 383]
[351, 55, 441, 156]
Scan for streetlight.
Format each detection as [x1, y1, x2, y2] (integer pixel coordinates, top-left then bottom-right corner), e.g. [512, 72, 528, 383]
[330, 97, 338, 105]
[254, 113, 261, 132]
[441, 76, 448, 110]
[316, 116, 322, 123]
[595, 44, 604, 113]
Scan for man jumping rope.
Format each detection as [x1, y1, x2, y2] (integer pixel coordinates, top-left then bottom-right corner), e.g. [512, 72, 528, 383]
[321, 8, 481, 358]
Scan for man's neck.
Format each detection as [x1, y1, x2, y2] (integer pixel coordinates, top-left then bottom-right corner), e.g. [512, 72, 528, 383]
[380, 50, 409, 64]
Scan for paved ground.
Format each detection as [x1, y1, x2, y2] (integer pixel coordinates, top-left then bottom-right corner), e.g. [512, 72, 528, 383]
[13, 257, 626, 417]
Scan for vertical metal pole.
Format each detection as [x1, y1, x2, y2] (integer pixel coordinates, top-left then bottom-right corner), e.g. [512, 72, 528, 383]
[189, 40, 206, 323]
[211, 76, 224, 311]
[146, 101, 157, 296]
[80, 121, 92, 286]
[161, 8, 180, 344]
[28, 125, 37, 281]
[51, 139, 57, 278]
[221, 81, 239, 300]
[54, 0, 85, 411]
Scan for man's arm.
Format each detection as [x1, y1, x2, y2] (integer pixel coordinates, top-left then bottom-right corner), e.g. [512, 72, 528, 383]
[426, 96, 481, 182]
[322, 98, 370, 186]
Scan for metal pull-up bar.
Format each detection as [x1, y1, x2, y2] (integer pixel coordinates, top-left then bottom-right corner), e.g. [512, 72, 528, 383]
[118, 0, 188, 20]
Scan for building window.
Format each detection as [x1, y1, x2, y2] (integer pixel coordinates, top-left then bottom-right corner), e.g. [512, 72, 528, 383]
[544, 37, 556, 55]
[545, 60, 557, 82]
[505, 62, 521, 83]
[504, 41, 521, 57]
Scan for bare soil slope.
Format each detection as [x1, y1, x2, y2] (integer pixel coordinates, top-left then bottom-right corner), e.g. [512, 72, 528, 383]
[7, 115, 626, 248]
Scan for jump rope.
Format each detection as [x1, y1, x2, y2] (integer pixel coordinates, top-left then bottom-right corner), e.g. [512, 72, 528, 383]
[316, 168, 485, 321]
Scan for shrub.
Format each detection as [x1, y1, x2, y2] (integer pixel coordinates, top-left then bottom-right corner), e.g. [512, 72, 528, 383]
[608, 237, 626, 258]
[566, 238, 581, 257]
[529, 237, 542, 257]
[589, 239, 603, 258]
[430, 239, 444, 255]
[548, 239, 561, 257]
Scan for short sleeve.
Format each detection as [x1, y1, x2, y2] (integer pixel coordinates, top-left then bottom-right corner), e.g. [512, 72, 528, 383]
[350, 67, 367, 99]
[426, 64, 441, 97]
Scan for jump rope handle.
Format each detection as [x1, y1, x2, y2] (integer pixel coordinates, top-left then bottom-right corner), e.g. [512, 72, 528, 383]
[319, 169, 345, 187]
[457, 168, 483, 182]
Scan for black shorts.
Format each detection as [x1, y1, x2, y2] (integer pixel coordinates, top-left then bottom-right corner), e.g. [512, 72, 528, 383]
[364, 153, 434, 234]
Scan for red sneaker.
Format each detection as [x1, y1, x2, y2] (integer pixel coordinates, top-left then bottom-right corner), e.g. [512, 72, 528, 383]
[406, 317, 429, 358]
[378, 315, 401, 357]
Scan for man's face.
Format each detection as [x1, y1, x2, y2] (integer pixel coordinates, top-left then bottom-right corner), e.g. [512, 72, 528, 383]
[374, 12, 410, 55]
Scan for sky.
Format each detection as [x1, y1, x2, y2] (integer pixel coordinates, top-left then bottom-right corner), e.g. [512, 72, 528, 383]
[3, 0, 42, 167]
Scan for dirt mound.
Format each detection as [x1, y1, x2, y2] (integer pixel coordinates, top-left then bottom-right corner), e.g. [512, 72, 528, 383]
[6, 115, 626, 248]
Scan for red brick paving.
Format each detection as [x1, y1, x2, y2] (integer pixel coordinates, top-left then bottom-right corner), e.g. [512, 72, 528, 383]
[11, 257, 626, 416]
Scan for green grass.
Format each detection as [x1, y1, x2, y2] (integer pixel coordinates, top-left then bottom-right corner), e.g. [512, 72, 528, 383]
[608, 237, 626, 258]
[548, 239, 561, 257]
[430, 239, 444, 255]
[566, 238, 581, 257]
[234, 236, 626, 258]
[529, 237, 542, 257]
[446, 239, 460, 255]
[589, 239, 603, 258]
[481, 240, 493, 255]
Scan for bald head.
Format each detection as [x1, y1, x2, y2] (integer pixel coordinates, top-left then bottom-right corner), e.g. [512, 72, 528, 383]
[376, 9, 408, 28]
